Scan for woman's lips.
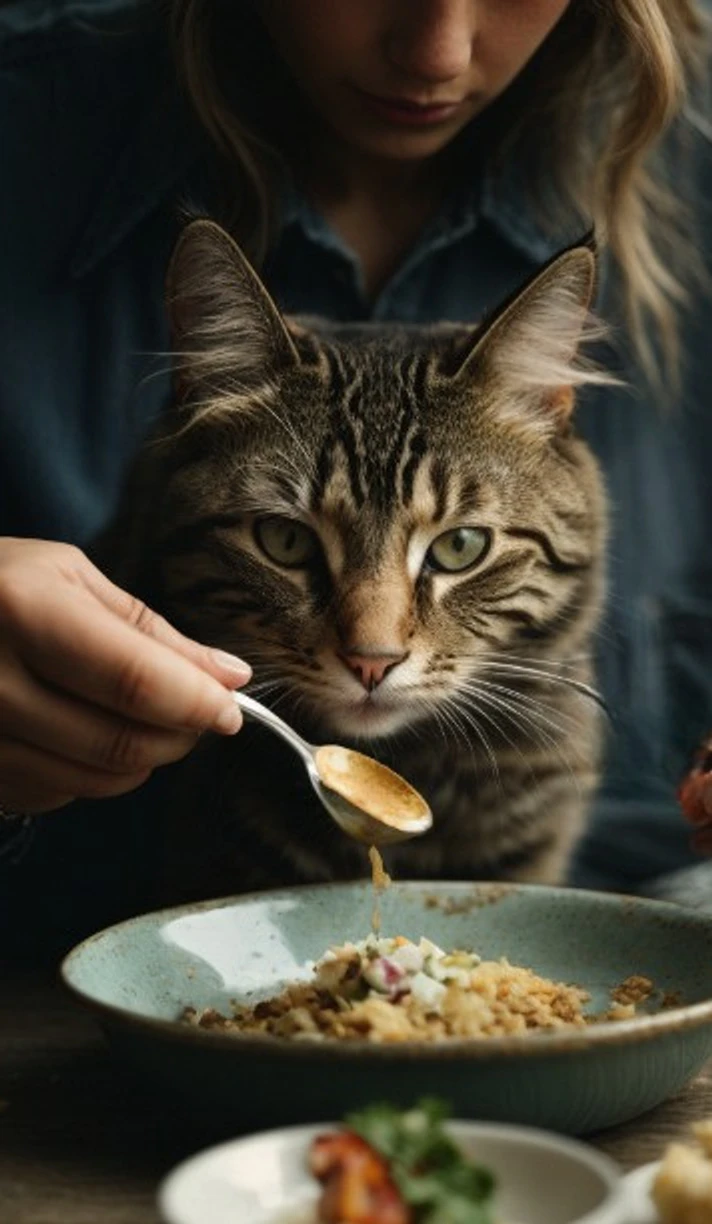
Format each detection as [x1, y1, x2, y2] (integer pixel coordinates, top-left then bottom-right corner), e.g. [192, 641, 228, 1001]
[355, 88, 463, 127]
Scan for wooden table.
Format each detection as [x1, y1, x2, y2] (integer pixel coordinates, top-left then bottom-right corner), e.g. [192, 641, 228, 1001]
[3, 968, 712, 1224]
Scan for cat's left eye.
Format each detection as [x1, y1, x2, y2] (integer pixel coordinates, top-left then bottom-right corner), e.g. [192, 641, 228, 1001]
[426, 527, 490, 573]
[254, 516, 319, 568]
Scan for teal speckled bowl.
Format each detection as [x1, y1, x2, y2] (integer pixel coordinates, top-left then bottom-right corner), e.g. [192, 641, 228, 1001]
[61, 882, 712, 1136]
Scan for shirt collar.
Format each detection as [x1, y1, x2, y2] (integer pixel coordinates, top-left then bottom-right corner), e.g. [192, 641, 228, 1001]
[482, 159, 590, 264]
[72, 96, 588, 280]
[280, 157, 587, 273]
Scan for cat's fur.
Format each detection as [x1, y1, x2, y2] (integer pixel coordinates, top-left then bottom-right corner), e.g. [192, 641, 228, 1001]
[104, 219, 610, 901]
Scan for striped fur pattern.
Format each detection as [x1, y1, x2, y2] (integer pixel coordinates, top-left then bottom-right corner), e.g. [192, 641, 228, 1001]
[107, 220, 610, 900]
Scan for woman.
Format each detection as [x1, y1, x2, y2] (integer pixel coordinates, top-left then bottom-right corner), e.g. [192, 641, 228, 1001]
[0, 0, 710, 955]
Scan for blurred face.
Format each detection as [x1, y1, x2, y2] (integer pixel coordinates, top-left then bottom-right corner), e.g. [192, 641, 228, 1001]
[258, 0, 571, 165]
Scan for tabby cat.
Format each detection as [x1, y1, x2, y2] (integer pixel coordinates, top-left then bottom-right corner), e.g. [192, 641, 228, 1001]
[105, 219, 610, 901]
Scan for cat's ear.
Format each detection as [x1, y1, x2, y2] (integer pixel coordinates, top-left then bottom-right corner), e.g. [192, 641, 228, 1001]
[166, 218, 300, 398]
[446, 244, 603, 429]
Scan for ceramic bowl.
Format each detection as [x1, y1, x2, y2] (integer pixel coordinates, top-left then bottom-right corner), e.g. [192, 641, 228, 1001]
[157, 1120, 626, 1224]
[622, 1162, 660, 1224]
[61, 881, 712, 1136]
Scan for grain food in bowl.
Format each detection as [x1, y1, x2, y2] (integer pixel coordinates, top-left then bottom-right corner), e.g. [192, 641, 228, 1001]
[653, 1118, 712, 1224]
[181, 934, 652, 1043]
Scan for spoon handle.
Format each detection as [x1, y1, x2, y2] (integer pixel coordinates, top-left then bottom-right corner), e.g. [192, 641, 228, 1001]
[232, 691, 314, 766]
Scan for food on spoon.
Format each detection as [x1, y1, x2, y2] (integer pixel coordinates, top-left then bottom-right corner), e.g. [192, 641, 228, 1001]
[652, 1118, 712, 1223]
[315, 746, 431, 833]
[181, 934, 653, 1042]
[308, 1098, 496, 1224]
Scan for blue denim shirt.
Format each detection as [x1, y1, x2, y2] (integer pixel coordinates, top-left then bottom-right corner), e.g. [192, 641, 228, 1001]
[2, 1, 712, 952]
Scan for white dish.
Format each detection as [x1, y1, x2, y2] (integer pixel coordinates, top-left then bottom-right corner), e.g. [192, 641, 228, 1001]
[621, 1162, 659, 1224]
[157, 1120, 626, 1224]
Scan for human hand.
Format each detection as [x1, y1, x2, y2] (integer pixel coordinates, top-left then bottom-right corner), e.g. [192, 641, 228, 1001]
[0, 538, 251, 814]
[678, 735, 712, 854]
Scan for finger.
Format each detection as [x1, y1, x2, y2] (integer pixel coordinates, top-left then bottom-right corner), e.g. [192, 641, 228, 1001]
[79, 564, 252, 687]
[0, 658, 201, 774]
[0, 738, 152, 814]
[16, 586, 246, 736]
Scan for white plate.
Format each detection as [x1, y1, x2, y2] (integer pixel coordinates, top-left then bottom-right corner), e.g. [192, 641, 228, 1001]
[621, 1162, 659, 1224]
[157, 1120, 626, 1224]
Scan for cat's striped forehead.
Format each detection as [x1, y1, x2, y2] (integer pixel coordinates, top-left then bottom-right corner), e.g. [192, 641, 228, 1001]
[237, 326, 491, 545]
[309, 338, 445, 517]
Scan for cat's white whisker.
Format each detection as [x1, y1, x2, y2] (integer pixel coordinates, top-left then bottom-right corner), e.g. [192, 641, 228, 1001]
[462, 676, 588, 733]
[438, 693, 502, 783]
[462, 661, 607, 714]
[463, 681, 576, 746]
[426, 702, 461, 753]
[431, 696, 476, 753]
[457, 685, 561, 754]
[448, 690, 531, 766]
[458, 686, 584, 802]
[478, 650, 592, 670]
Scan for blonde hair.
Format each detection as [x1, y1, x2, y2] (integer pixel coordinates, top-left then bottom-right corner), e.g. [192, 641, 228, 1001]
[168, 0, 709, 384]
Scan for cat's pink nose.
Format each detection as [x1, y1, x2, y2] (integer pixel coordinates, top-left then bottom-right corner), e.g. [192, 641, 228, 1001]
[339, 651, 407, 692]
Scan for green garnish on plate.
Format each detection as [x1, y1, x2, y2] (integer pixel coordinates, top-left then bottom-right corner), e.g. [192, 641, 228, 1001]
[345, 1097, 497, 1224]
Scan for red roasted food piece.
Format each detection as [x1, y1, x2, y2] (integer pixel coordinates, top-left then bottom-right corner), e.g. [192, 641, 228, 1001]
[678, 735, 712, 827]
[309, 1130, 412, 1224]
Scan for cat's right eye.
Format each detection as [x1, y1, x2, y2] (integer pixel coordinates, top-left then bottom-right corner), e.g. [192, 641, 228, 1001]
[426, 526, 490, 573]
[254, 516, 319, 568]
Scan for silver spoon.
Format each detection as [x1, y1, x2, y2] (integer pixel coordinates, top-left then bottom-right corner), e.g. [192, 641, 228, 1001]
[232, 691, 432, 846]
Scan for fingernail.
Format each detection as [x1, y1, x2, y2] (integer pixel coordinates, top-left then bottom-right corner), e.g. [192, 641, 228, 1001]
[214, 699, 243, 736]
[211, 649, 252, 682]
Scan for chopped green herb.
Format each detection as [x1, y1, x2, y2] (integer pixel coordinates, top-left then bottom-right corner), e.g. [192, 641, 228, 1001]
[345, 1098, 497, 1224]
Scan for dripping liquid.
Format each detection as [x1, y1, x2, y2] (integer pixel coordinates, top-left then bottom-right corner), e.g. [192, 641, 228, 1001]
[368, 845, 392, 935]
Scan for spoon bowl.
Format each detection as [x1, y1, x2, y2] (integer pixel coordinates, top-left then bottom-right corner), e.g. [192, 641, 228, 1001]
[233, 692, 432, 846]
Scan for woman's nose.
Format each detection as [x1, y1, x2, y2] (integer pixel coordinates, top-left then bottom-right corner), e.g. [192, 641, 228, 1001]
[384, 0, 476, 84]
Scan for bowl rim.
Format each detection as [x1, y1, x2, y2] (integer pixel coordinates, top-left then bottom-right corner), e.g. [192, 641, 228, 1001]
[157, 1118, 625, 1224]
[60, 880, 712, 1062]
